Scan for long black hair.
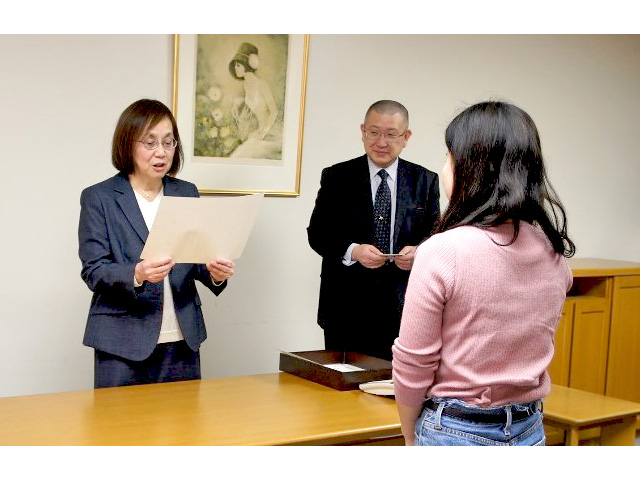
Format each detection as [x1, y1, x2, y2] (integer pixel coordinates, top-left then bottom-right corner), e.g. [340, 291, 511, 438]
[438, 101, 575, 257]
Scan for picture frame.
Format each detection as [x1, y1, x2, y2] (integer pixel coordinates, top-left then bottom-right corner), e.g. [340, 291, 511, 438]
[172, 34, 309, 196]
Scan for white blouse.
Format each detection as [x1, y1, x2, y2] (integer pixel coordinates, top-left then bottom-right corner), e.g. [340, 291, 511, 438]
[133, 189, 184, 344]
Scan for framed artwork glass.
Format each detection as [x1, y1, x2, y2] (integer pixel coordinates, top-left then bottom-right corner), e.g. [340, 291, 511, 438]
[173, 34, 309, 196]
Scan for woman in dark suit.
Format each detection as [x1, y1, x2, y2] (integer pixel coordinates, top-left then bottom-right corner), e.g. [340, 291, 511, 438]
[78, 99, 235, 388]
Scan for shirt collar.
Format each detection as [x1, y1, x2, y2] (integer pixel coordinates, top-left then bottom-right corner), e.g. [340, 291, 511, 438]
[367, 157, 399, 183]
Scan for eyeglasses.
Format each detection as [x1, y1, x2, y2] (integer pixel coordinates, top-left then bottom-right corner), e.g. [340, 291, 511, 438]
[364, 130, 406, 142]
[138, 138, 178, 151]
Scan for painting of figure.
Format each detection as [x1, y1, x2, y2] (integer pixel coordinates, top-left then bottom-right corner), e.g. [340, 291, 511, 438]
[193, 34, 288, 162]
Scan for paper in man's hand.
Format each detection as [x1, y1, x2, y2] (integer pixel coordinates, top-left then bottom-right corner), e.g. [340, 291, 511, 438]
[141, 193, 263, 263]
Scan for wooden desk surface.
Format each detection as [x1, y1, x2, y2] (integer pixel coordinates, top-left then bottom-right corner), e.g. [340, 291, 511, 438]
[0, 373, 401, 446]
[544, 384, 640, 426]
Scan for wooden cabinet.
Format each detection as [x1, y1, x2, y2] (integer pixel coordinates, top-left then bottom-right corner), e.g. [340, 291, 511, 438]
[545, 259, 640, 442]
[569, 282, 611, 394]
[548, 259, 640, 402]
[607, 275, 640, 402]
[548, 299, 574, 387]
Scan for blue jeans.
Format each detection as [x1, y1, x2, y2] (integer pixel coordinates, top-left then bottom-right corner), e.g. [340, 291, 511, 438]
[414, 397, 545, 446]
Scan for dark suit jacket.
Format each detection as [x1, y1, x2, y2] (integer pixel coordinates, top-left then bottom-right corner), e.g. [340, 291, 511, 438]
[307, 155, 439, 358]
[78, 173, 225, 362]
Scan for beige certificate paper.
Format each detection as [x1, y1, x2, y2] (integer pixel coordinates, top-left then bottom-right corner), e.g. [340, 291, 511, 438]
[141, 193, 263, 263]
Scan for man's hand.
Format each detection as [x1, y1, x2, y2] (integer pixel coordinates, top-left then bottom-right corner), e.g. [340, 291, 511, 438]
[352, 244, 387, 269]
[393, 245, 417, 271]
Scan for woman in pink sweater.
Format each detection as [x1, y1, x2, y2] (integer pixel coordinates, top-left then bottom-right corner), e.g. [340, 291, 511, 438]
[392, 101, 575, 446]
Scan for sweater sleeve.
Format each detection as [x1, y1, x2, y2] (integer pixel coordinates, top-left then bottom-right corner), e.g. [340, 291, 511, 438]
[392, 234, 456, 407]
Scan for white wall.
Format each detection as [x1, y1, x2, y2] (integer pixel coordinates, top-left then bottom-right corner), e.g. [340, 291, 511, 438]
[1, 34, 639, 398]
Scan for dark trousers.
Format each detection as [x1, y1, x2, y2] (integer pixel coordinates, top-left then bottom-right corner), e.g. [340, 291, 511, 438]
[324, 323, 396, 361]
[94, 341, 201, 388]
[323, 263, 403, 361]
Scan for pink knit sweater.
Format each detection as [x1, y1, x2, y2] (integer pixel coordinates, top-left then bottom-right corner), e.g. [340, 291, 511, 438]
[392, 222, 573, 408]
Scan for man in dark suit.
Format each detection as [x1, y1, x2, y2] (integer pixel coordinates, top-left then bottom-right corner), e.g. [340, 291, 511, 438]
[307, 100, 440, 360]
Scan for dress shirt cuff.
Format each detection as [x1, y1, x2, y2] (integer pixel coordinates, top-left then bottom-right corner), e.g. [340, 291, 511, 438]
[342, 243, 358, 266]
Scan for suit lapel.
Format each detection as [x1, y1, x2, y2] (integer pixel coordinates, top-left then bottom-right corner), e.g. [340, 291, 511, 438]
[354, 155, 374, 222]
[163, 176, 182, 197]
[394, 159, 409, 251]
[113, 174, 149, 244]
[350, 155, 373, 239]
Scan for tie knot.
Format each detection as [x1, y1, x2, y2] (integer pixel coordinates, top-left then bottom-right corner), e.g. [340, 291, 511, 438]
[378, 169, 388, 180]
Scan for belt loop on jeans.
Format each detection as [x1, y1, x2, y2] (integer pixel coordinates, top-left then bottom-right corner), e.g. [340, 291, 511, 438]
[503, 405, 513, 437]
[434, 402, 446, 430]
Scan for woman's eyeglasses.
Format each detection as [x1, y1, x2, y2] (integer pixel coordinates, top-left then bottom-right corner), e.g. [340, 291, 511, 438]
[138, 139, 178, 151]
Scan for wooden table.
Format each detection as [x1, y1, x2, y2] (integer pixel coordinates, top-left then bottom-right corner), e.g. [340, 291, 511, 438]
[4, 373, 639, 446]
[543, 384, 640, 446]
[0, 373, 402, 446]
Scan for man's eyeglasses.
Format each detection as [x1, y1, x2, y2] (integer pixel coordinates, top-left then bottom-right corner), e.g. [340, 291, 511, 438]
[138, 138, 178, 151]
[364, 130, 406, 142]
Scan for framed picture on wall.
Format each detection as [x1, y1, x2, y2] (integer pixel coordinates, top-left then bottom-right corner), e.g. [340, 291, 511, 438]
[172, 34, 309, 196]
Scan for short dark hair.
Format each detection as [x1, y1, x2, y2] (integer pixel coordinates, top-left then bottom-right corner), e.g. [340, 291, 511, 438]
[365, 100, 409, 127]
[229, 42, 259, 80]
[111, 99, 183, 176]
[439, 101, 575, 257]
[229, 59, 256, 80]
